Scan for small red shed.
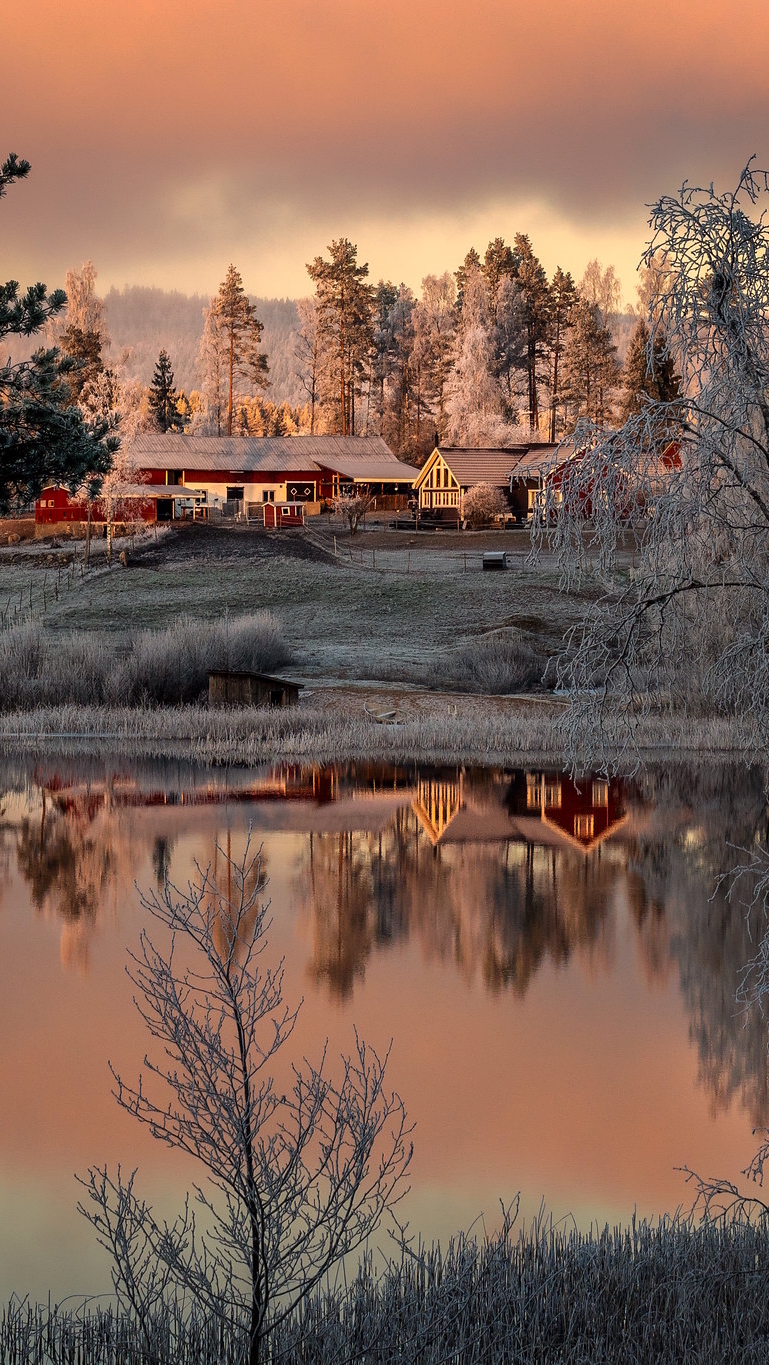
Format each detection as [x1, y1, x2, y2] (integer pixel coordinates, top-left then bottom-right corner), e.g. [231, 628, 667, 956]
[264, 502, 305, 529]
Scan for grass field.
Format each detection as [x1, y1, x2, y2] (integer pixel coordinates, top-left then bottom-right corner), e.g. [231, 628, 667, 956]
[0, 520, 614, 690]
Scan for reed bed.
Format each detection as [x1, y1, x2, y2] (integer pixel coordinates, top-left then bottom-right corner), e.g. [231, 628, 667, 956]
[4, 1212, 769, 1364]
[0, 698, 746, 769]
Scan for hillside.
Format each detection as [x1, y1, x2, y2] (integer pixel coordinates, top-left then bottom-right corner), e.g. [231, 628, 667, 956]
[104, 287, 304, 405]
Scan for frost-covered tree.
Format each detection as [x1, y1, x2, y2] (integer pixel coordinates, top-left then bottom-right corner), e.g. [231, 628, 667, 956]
[78, 844, 411, 1365]
[445, 263, 507, 445]
[413, 272, 456, 441]
[294, 296, 324, 434]
[0, 155, 117, 512]
[533, 161, 769, 769]
[463, 481, 507, 527]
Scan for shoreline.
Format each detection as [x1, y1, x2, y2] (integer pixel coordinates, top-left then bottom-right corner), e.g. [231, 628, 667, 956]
[0, 691, 752, 768]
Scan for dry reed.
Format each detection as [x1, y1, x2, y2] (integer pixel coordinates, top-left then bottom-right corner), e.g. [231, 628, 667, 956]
[3, 1210, 769, 1363]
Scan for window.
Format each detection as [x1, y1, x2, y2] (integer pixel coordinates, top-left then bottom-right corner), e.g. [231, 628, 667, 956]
[592, 780, 609, 807]
[226, 486, 244, 502]
[574, 814, 595, 840]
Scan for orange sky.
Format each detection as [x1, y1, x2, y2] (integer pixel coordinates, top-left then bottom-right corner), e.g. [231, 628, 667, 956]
[3, 2, 769, 303]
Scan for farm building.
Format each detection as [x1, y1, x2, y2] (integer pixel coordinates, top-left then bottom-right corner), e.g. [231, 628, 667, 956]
[34, 435, 417, 530]
[130, 434, 416, 516]
[413, 445, 559, 525]
[34, 482, 206, 533]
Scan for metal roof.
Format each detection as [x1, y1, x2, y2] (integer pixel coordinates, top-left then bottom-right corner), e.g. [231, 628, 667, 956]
[129, 433, 415, 481]
[415, 445, 560, 488]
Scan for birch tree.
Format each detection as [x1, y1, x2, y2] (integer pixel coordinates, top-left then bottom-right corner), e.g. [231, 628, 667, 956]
[78, 843, 412, 1365]
[533, 161, 769, 770]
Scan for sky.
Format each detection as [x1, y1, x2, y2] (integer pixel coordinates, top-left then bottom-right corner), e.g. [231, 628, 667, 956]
[3, 0, 768, 307]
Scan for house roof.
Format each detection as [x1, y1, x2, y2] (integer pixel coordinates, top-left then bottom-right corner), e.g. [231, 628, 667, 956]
[415, 445, 560, 489]
[128, 434, 416, 483]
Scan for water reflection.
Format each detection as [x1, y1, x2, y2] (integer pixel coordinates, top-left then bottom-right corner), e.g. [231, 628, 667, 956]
[5, 753, 769, 1303]
[2, 756, 769, 1126]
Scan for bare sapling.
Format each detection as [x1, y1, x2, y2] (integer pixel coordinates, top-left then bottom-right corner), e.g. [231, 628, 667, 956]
[77, 840, 412, 1365]
[332, 492, 372, 535]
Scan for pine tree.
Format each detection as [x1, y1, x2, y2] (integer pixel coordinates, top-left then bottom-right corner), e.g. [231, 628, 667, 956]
[547, 267, 577, 441]
[621, 319, 681, 421]
[307, 239, 373, 435]
[148, 349, 183, 431]
[513, 234, 550, 432]
[0, 154, 117, 512]
[214, 265, 269, 437]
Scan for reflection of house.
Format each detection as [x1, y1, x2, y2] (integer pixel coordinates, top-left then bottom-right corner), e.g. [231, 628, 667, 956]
[409, 769, 626, 854]
[31, 763, 626, 855]
[512, 771, 627, 852]
[413, 775, 465, 844]
[413, 445, 558, 525]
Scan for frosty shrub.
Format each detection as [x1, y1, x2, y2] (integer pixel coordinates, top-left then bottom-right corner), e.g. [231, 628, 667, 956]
[0, 612, 292, 709]
[462, 482, 507, 528]
[78, 843, 411, 1365]
[440, 632, 547, 694]
[332, 493, 372, 535]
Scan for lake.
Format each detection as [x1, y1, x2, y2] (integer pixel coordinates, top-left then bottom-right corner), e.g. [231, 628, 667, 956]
[1, 753, 767, 1304]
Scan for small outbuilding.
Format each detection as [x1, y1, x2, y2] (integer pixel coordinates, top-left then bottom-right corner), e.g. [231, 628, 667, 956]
[208, 671, 302, 708]
[264, 502, 305, 528]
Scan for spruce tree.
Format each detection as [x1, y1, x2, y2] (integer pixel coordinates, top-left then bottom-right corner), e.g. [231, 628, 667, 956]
[148, 348, 184, 432]
[214, 265, 269, 437]
[0, 154, 117, 512]
[621, 319, 681, 421]
[561, 296, 620, 429]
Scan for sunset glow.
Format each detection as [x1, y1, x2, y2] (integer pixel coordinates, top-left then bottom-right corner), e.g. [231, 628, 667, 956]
[4, 0, 768, 301]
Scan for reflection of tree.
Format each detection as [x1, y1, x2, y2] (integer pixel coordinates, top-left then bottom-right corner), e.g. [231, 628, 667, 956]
[152, 836, 173, 888]
[628, 763, 769, 1127]
[305, 831, 377, 999]
[15, 795, 116, 971]
[17, 800, 109, 922]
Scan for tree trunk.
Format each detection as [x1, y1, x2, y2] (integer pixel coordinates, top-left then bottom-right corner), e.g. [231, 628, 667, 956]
[228, 325, 235, 436]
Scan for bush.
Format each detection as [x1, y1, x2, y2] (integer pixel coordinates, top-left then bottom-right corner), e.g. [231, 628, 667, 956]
[440, 631, 548, 694]
[463, 482, 508, 528]
[0, 612, 293, 709]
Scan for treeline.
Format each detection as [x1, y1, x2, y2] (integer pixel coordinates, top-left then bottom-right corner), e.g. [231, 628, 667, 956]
[50, 238, 677, 463]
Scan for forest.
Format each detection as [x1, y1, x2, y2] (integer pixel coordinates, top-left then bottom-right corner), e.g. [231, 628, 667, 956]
[24, 235, 654, 464]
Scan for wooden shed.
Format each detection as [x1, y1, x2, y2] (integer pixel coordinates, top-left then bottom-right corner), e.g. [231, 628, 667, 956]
[264, 502, 305, 528]
[208, 671, 302, 708]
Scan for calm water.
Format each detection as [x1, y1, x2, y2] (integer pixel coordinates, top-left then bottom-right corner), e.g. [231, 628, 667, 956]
[1, 754, 767, 1303]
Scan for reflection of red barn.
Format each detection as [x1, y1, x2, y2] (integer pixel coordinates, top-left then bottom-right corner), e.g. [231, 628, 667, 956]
[522, 771, 627, 852]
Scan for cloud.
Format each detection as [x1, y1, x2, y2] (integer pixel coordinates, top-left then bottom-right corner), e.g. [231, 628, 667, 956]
[3, 0, 767, 298]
